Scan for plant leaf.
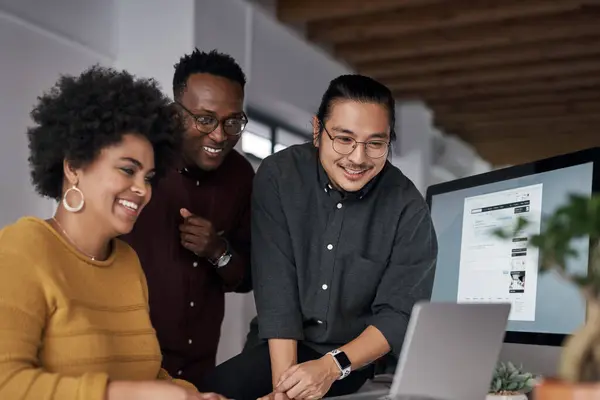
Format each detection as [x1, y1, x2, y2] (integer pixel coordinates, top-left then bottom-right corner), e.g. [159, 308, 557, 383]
[492, 378, 502, 392]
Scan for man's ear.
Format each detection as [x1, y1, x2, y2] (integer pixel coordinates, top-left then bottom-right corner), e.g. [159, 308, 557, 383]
[63, 159, 79, 186]
[312, 116, 320, 147]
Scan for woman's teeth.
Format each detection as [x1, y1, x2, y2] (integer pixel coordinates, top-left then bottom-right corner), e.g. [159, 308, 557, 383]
[118, 199, 138, 211]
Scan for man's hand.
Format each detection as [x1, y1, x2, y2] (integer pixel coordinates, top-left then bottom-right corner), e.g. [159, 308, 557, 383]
[273, 356, 340, 400]
[179, 208, 226, 259]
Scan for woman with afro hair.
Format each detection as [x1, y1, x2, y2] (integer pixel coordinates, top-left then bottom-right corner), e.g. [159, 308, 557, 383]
[0, 65, 227, 400]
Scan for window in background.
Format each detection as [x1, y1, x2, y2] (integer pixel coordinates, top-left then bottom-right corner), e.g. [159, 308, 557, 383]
[240, 110, 311, 162]
[274, 127, 309, 153]
[241, 119, 272, 160]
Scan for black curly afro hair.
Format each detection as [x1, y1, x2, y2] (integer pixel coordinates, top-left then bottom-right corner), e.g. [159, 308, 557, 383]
[172, 48, 246, 100]
[27, 65, 184, 201]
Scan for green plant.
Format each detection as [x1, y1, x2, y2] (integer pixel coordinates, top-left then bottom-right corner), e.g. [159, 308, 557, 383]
[493, 193, 600, 383]
[489, 361, 536, 395]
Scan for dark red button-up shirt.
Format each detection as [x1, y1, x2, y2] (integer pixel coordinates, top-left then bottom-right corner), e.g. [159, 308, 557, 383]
[121, 150, 254, 383]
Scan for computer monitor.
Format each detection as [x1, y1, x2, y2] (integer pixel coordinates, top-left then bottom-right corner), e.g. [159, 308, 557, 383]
[426, 147, 600, 347]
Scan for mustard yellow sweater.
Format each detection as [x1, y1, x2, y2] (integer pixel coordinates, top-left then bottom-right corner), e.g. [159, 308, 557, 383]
[0, 217, 195, 400]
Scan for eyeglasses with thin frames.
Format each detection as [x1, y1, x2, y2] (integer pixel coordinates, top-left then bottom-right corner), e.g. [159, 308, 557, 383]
[320, 120, 390, 159]
[175, 101, 248, 136]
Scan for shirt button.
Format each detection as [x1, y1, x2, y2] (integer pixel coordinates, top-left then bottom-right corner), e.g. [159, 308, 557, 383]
[327, 244, 333, 250]
[188, 339, 193, 344]
[322, 284, 328, 290]
[193, 261, 198, 267]
[317, 320, 323, 324]
[196, 181, 200, 186]
[336, 203, 342, 209]
[177, 370, 183, 376]
[190, 301, 195, 307]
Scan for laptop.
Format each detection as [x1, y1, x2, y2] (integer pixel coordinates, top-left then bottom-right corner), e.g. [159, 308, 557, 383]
[334, 301, 510, 400]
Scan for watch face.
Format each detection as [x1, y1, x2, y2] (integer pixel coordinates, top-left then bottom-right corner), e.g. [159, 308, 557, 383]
[334, 351, 352, 370]
[217, 253, 232, 267]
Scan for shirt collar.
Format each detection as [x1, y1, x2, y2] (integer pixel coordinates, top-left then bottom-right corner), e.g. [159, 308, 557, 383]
[174, 155, 187, 173]
[315, 148, 384, 201]
[175, 155, 209, 180]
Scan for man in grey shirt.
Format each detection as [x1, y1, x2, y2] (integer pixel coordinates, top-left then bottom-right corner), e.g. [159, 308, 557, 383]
[198, 74, 438, 400]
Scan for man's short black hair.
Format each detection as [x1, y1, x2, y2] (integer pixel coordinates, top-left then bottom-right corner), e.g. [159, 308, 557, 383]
[172, 48, 246, 99]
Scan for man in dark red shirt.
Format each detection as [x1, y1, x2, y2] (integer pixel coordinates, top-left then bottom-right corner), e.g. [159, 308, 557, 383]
[121, 49, 254, 388]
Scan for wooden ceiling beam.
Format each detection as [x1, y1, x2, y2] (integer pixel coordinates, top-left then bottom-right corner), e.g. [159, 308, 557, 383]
[434, 102, 600, 125]
[276, 0, 443, 23]
[466, 129, 599, 144]
[393, 73, 600, 101]
[453, 120, 600, 141]
[383, 56, 600, 91]
[429, 89, 600, 114]
[475, 135, 599, 147]
[335, 13, 600, 63]
[478, 144, 597, 166]
[308, 0, 590, 44]
[458, 127, 599, 164]
[357, 37, 600, 79]
[441, 114, 600, 132]
[474, 136, 599, 166]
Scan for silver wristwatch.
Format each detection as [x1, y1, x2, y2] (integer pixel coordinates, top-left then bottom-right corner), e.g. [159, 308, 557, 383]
[208, 239, 232, 268]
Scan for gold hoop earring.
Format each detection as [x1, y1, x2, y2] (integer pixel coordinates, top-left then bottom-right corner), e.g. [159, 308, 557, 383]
[62, 185, 84, 213]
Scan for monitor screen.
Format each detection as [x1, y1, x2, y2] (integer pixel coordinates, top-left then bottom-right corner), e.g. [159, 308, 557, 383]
[427, 148, 599, 346]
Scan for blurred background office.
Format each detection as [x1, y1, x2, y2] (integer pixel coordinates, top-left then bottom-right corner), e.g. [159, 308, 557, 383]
[1, 0, 599, 368]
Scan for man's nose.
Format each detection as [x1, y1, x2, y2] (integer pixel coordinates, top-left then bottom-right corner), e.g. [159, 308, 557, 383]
[348, 143, 367, 164]
[208, 125, 227, 143]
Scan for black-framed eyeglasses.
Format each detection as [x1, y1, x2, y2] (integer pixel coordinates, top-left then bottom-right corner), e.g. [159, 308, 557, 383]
[175, 101, 248, 136]
[320, 120, 390, 159]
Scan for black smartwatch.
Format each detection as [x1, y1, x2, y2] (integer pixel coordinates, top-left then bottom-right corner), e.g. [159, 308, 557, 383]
[328, 349, 352, 380]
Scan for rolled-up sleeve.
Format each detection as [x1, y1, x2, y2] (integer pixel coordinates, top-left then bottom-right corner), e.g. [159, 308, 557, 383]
[251, 158, 304, 340]
[369, 204, 438, 356]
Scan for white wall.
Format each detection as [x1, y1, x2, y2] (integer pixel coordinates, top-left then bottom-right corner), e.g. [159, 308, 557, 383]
[114, 0, 195, 98]
[0, 0, 116, 227]
[394, 101, 492, 194]
[394, 101, 434, 193]
[247, 7, 352, 132]
[194, 0, 248, 74]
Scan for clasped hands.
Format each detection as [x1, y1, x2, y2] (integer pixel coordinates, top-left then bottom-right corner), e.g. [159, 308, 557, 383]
[179, 208, 226, 260]
[259, 356, 341, 400]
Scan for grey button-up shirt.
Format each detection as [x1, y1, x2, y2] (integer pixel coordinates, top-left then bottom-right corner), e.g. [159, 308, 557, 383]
[251, 143, 438, 357]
